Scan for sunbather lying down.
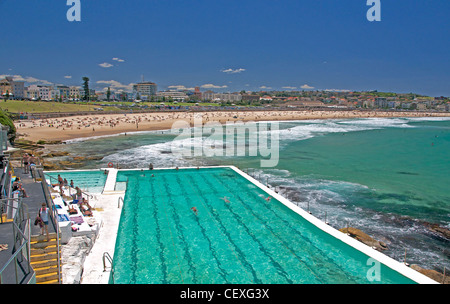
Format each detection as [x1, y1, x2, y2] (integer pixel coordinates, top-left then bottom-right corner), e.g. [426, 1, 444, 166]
[0, 244, 8, 252]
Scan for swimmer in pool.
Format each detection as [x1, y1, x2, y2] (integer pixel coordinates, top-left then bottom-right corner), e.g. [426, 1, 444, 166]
[191, 207, 198, 215]
[220, 196, 230, 203]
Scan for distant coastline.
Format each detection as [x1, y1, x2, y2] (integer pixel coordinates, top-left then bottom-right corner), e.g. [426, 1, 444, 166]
[15, 108, 450, 144]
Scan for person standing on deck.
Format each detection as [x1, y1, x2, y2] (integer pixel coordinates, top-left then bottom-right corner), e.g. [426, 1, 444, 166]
[39, 203, 50, 241]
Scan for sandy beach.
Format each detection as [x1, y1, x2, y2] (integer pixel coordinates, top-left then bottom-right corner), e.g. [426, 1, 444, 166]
[16, 109, 450, 143]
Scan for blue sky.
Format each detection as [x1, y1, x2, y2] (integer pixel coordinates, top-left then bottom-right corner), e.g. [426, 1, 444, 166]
[0, 0, 449, 96]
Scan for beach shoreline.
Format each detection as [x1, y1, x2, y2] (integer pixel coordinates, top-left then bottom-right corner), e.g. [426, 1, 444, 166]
[15, 109, 450, 143]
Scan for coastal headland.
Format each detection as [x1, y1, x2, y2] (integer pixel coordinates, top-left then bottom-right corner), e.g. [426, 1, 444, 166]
[15, 109, 450, 143]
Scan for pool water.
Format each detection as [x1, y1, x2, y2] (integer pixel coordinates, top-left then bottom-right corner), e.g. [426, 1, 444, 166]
[45, 170, 108, 193]
[112, 167, 415, 284]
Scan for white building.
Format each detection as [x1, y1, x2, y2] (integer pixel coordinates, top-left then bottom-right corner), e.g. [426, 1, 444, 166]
[69, 86, 83, 100]
[25, 85, 40, 100]
[202, 91, 242, 102]
[156, 91, 188, 101]
[37, 85, 52, 101]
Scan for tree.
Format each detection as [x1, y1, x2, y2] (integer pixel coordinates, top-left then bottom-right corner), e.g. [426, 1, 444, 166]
[107, 87, 111, 102]
[82, 77, 90, 101]
[0, 109, 16, 142]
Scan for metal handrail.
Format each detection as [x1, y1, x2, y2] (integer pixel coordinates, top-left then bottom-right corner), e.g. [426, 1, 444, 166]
[0, 198, 32, 284]
[36, 169, 61, 284]
[102, 252, 115, 284]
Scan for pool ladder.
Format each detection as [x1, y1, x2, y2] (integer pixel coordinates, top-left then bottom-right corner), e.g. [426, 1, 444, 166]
[103, 252, 115, 284]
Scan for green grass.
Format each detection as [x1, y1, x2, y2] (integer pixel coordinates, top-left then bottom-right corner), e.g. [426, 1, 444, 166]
[0, 100, 121, 113]
[0, 99, 257, 115]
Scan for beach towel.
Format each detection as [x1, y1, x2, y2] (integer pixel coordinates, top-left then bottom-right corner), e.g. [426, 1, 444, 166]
[57, 214, 70, 222]
[69, 215, 84, 224]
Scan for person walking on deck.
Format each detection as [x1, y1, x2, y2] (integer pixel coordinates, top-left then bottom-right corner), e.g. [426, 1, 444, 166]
[39, 203, 50, 241]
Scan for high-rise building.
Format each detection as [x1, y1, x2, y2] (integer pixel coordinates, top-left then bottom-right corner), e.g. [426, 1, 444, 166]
[133, 81, 157, 100]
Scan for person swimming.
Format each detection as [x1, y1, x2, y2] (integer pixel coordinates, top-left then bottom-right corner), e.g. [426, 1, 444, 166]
[220, 196, 230, 203]
[191, 207, 198, 215]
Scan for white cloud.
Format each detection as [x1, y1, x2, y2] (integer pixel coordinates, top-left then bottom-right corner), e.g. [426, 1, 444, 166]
[221, 68, 246, 74]
[201, 83, 228, 89]
[324, 89, 351, 92]
[0, 74, 53, 85]
[167, 85, 195, 91]
[259, 85, 272, 90]
[99, 62, 114, 68]
[112, 58, 125, 63]
[64, 75, 72, 79]
[282, 86, 297, 90]
[300, 84, 315, 89]
[96, 80, 135, 92]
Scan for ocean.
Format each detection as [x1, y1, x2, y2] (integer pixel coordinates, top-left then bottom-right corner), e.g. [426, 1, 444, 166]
[59, 116, 450, 273]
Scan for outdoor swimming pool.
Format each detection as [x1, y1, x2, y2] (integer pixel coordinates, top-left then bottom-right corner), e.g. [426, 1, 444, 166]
[45, 170, 108, 194]
[110, 167, 418, 284]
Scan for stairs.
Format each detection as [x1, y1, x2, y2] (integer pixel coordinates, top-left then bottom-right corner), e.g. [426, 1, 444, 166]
[1, 213, 13, 223]
[30, 233, 62, 284]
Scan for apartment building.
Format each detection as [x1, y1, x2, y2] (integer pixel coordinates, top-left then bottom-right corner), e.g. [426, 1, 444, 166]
[133, 82, 157, 100]
[0, 77, 25, 99]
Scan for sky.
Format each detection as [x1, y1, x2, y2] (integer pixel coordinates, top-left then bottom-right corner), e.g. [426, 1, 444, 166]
[0, 0, 449, 96]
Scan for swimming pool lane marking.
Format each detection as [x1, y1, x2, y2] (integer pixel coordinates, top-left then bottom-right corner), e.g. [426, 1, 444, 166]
[229, 172, 363, 283]
[154, 175, 185, 284]
[161, 175, 199, 283]
[181, 172, 257, 284]
[204, 171, 322, 283]
[207, 170, 325, 283]
[117, 174, 169, 283]
[182, 172, 257, 283]
[196, 173, 294, 283]
[174, 174, 229, 283]
[147, 176, 169, 283]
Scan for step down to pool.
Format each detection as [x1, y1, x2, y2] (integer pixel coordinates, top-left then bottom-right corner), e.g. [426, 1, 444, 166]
[102, 169, 124, 195]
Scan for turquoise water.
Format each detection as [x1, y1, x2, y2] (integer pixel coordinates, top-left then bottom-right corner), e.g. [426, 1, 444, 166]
[112, 167, 415, 284]
[45, 170, 108, 193]
[60, 117, 450, 272]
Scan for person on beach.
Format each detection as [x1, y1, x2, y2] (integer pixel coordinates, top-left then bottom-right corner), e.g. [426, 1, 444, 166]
[39, 203, 50, 241]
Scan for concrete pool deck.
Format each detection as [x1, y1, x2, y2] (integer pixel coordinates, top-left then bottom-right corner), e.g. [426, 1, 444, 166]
[49, 166, 438, 284]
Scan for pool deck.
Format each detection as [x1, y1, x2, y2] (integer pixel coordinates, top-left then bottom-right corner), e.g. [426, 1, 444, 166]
[51, 166, 438, 284]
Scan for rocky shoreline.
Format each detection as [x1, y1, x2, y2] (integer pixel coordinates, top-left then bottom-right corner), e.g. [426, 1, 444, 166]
[339, 226, 449, 284]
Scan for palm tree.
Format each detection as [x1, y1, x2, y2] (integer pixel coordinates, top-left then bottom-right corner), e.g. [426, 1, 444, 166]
[82, 77, 90, 101]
